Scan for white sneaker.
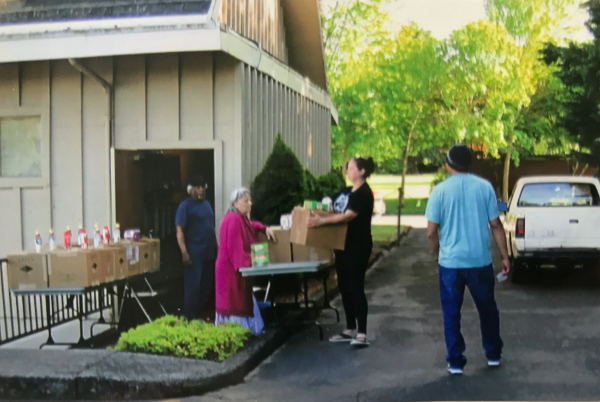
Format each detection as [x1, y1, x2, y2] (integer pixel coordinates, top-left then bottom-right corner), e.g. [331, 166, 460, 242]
[488, 359, 501, 367]
[447, 365, 464, 375]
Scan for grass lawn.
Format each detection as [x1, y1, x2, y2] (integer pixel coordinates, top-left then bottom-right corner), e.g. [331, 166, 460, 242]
[372, 225, 407, 242]
[384, 197, 428, 215]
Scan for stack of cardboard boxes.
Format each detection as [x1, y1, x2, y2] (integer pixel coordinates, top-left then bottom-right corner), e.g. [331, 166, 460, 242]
[257, 206, 348, 265]
[6, 238, 161, 290]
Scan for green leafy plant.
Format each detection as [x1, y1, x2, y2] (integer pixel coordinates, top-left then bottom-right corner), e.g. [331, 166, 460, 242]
[113, 315, 253, 362]
[303, 169, 322, 200]
[431, 169, 450, 190]
[317, 169, 346, 199]
[251, 135, 306, 225]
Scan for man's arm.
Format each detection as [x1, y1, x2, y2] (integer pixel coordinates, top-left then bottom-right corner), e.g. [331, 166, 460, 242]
[426, 221, 440, 262]
[176, 226, 191, 266]
[490, 218, 510, 274]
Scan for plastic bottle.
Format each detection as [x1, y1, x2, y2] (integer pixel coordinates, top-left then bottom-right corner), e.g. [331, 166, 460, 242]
[78, 225, 88, 249]
[35, 231, 42, 253]
[93, 224, 102, 248]
[64, 227, 72, 249]
[48, 229, 56, 251]
[113, 223, 121, 243]
[102, 225, 110, 245]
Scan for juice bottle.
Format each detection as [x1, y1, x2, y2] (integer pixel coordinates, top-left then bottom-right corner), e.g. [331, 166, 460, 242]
[35, 231, 42, 253]
[78, 225, 88, 249]
[93, 224, 102, 248]
[48, 229, 56, 251]
[102, 225, 110, 245]
[64, 227, 72, 249]
[113, 223, 121, 243]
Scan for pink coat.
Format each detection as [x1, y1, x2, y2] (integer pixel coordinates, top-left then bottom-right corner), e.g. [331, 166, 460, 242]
[215, 212, 266, 317]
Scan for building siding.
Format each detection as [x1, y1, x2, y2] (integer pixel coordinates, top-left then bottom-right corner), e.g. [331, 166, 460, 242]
[0, 51, 331, 258]
[240, 63, 331, 187]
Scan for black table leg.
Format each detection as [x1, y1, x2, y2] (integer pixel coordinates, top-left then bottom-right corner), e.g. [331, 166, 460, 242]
[40, 295, 56, 349]
[303, 274, 323, 341]
[76, 295, 85, 346]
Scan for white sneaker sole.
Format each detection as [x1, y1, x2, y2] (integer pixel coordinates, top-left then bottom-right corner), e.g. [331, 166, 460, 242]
[329, 337, 353, 343]
[350, 339, 370, 347]
[447, 366, 463, 375]
[488, 360, 501, 367]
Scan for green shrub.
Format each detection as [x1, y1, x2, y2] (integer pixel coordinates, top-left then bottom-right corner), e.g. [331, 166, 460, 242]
[317, 169, 346, 198]
[113, 315, 253, 362]
[431, 168, 450, 190]
[303, 169, 322, 200]
[251, 135, 306, 225]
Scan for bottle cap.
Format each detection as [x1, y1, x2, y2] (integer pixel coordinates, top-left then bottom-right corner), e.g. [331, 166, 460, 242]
[35, 230, 40, 235]
[95, 224, 99, 231]
[66, 226, 70, 231]
[116, 223, 120, 228]
[49, 229, 54, 234]
[79, 224, 84, 229]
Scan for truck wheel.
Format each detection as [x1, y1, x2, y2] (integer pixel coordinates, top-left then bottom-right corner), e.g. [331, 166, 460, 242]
[510, 258, 528, 284]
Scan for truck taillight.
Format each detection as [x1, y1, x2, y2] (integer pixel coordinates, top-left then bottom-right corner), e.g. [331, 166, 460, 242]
[516, 218, 525, 238]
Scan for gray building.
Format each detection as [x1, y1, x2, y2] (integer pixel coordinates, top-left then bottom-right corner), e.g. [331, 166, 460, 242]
[0, 0, 337, 257]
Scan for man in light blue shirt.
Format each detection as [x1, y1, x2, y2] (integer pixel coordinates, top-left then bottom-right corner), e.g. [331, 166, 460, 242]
[426, 145, 510, 375]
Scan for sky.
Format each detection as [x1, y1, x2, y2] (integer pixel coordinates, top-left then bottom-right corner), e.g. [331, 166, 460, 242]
[325, 0, 594, 42]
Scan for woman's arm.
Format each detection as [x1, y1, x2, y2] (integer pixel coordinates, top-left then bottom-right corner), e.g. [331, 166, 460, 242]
[225, 216, 252, 270]
[250, 221, 267, 233]
[307, 210, 357, 228]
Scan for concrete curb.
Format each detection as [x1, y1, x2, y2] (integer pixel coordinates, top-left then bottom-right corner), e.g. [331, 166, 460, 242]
[0, 227, 411, 401]
[0, 327, 292, 401]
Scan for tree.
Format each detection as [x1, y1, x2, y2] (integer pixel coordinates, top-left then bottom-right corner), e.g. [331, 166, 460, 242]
[321, 0, 391, 172]
[484, 0, 584, 199]
[370, 24, 448, 203]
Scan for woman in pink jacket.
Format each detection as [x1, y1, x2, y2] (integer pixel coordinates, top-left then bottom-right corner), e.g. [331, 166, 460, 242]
[215, 187, 275, 334]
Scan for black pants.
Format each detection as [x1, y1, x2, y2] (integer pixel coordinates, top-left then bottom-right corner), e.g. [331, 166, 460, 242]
[335, 247, 371, 334]
[184, 257, 215, 321]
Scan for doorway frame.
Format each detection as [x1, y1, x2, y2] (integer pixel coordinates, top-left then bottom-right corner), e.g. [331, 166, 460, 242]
[112, 140, 224, 229]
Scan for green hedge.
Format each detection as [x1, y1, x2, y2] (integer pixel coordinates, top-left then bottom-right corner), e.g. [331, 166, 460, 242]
[252, 135, 347, 224]
[114, 315, 253, 362]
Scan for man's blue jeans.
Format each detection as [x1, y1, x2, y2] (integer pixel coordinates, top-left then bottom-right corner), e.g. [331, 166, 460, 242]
[439, 264, 503, 368]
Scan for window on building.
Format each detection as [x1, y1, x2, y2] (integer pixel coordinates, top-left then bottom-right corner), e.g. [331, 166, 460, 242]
[0, 117, 41, 178]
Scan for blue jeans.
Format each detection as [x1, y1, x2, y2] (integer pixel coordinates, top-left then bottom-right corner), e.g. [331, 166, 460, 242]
[439, 264, 503, 368]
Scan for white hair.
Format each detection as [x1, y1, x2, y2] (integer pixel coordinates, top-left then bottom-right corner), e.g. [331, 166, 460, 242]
[228, 187, 251, 212]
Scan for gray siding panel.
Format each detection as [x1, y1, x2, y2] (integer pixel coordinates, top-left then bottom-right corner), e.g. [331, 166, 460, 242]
[21, 187, 51, 251]
[114, 55, 146, 149]
[146, 54, 179, 142]
[0, 189, 21, 257]
[82, 58, 112, 229]
[239, 64, 332, 185]
[50, 60, 84, 232]
[180, 52, 214, 142]
[20, 62, 46, 109]
[0, 63, 19, 109]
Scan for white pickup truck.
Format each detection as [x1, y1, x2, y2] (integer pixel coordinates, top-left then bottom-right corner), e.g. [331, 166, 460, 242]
[503, 176, 600, 283]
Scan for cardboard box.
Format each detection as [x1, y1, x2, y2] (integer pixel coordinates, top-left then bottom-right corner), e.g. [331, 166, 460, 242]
[6, 252, 49, 290]
[290, 207, 348, 250]
[137, 242, 152, 273]
[292, 244, 335, 263]
[48, 249, 106, 288]
[91, 247, 116, 283]
[139, 238, 161, 272]
[122, 242, 141, 277]
[111, 246, 128, 280]
[257, 227, 293, 264]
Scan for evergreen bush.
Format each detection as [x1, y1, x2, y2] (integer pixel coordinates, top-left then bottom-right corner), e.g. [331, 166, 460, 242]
[251, 135, 306, 224]
[317, 169, 346, 199]
[113, 315, 253, 362]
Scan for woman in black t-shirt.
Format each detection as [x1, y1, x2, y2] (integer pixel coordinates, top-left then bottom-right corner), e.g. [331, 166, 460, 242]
[308, 157, 375, 347]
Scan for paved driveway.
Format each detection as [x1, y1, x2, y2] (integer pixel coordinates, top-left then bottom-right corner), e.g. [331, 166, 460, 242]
[191, 228, 600, 402]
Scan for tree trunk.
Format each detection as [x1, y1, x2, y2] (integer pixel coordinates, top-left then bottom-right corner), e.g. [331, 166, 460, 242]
[580, 163, 590, 176]
[400, 131, 413, 207]
[503, 148, 512, 202]
[400, 107, 422, 206]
